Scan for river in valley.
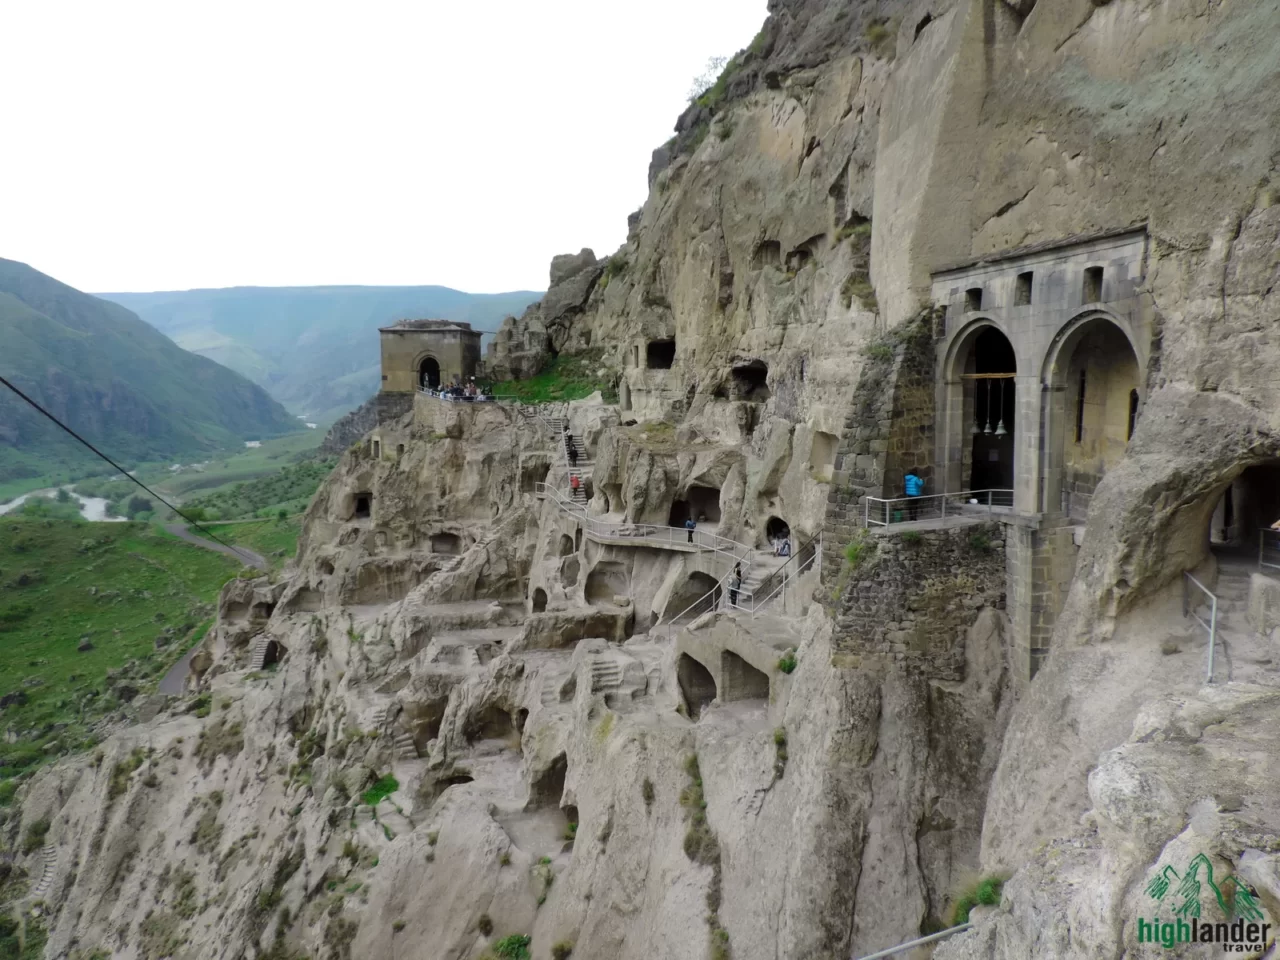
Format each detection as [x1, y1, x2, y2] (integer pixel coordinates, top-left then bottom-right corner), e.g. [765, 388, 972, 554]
[0, 486, 128, 522]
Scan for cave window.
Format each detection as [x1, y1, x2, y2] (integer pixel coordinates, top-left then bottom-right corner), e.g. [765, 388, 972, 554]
[532, 588, 548, 613]
[1083, 266, 1103, 304]
[731, 360, 770, 402]
[620, 379, 631, 411]
[396, 443, 405, 456]
[261, 640, 281, 669]
[1015, 272, 1033, 307]
[647, 339, 676, 370]
[965, 288, 983, 312]
[1075, 371, 1087, 444]
[354, 494, 371, 519]
[557, 534, 575, 557]
[1127, 390, 1139, 441]
[372, 439, 381, 459]
[430, 532, 462, 554]
[633, 344, 641, 367]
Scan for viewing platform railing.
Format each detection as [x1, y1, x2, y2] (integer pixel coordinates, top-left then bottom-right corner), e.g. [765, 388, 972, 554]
[1182, 571, 1219, 684]
[863, 489, 1014, 528]
[534, 482, 752, 567]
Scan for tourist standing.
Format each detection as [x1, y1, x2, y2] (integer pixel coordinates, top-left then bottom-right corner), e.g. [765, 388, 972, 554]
[904, 469, 924, 521]
[685, 516, 696, 544]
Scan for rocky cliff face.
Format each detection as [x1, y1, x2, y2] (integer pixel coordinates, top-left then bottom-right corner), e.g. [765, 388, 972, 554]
[8, 1, 1280, 958]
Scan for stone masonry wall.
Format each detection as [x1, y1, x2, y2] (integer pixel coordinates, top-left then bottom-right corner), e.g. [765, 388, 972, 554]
[830, 522, 1007, 681]
[821, 312, 936, 586]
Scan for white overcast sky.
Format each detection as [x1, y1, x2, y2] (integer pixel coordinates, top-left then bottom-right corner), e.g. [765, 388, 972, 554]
[0, 1, 767, 294]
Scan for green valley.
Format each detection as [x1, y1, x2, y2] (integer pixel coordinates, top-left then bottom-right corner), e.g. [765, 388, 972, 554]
[0, 513, 247, 796]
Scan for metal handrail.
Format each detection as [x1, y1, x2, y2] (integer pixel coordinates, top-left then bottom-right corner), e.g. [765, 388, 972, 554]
[534, 483, 753, 566]
[1182, 571, 1219, 683]
[734, 540, 821, 615]
[853, 923, 972, 960]
[747, 532, 821, 607]
[1260, 527, 1280, 573]
[863, 489, 1014, 527]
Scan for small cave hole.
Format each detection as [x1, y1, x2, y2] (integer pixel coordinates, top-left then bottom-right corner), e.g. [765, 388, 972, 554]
[914, 13, 933, 39]
[515, 708, 529, 734]
[647, 339, 676, 370]
[251, 601, 277, 620]
[731, 359, 771, 402]
[527, 754, 568, 810]
[965, 288, 983, 312]
[430, 532, 462, 555]
[353, 493, 371, 520]
[532, 587, 548, 613]
[557, 534, 575, 557]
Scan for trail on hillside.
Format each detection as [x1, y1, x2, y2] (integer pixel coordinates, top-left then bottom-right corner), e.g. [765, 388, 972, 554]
[163, 523, 267, 570]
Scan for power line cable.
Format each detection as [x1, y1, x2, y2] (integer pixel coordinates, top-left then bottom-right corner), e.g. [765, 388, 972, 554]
[0, 374, 253, 559]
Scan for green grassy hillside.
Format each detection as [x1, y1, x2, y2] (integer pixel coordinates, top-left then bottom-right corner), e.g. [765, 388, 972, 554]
[0, 515, 246, 794]
[101, 285, 542, 422]
[0, 259, 302, 487]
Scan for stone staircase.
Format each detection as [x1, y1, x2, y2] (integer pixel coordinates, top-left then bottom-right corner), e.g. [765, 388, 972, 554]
[392, 731, 418, 760]
[548, 416, 592, 504]
[31, 846, 57, 900]
[247, 636, 273, 671]
[589, 656, 623, 693]
[1210, 560, 1257, 683]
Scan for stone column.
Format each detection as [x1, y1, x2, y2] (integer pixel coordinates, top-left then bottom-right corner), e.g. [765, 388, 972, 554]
[1013, 374, 1041, 514]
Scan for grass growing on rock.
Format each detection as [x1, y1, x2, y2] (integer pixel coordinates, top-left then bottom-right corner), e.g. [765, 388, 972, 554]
[680, 754, 733, 958]
[949, 875, 1005, 925]
[0, 516, 239, 786]
[361, 774, 398, 807]
[491, 352, 617, 404]
[492, 934, 532, 959]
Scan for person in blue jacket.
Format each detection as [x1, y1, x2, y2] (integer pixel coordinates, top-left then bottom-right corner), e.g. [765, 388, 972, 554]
[904, 469, 924, 521]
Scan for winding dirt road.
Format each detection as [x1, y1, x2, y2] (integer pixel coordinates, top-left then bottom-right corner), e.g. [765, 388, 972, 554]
[163, 523, 267, 571]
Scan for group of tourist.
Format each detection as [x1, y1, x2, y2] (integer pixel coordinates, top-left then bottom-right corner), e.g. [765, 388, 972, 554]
[425, 378, 492, 402]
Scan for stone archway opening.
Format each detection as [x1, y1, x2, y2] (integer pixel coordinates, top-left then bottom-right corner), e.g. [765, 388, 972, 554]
[419, 356, 441, 390]
[677, 654, 717, 721]
[962, 328, 1017, 493]
[720, 650, 769, 702]
[765, 516, 790, 550]
[353, 493, 372, 520]
[1045, 316, 1141, 520]
[665, 571, 721, 621]
[532, 587, 548, 613]
[1210, 463, 1280, 557]
[669, 486, 721, 528]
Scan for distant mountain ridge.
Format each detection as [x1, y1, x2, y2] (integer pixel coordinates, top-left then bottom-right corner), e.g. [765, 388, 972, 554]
[0, 259, 300, 485]
[99, 285, 542, 423]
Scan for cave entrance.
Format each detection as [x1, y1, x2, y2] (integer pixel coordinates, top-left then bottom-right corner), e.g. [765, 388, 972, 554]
[720, 650, 769, 702]
[669, 486, 721, 528]
[532, 587, 548, 613]
[354, 493, 372, 520]
[419, 356, 441, 390]
[430, 532, 462, 555]
[527, 753, 567, 810]
[677, 654, 717, 721]
[586, 561, 629, 606]
[557, 534, 575, 557]
[731, 360, 771, 402]
[647, 339, 676, 370]
[261, 639, 281, 669]
[961, 328, 1016, 495]
[664, 571, 721, 622]
[1043, 316, 1141, 520]
[765, 516, 790, 551]
[1210, 463, 1280, 558]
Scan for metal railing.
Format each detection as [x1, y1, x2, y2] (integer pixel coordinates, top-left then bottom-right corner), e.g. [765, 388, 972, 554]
[853, 923, 972, 960]
[1182, 571, 1219, 683]
[418, 387, 497, 403]
[864, 489, 1014, 527]
[534, 483, 752, 566]
[729, 534, 821, 616]
[1261, 527, 1280, 573]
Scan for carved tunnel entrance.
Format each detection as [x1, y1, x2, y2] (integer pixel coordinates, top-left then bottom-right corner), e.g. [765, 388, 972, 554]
[720, 650, 769, 702]
[677, 654, 716, 720]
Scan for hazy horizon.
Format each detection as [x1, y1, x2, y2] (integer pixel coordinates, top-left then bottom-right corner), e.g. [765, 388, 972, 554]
[0, 1, 766, 295]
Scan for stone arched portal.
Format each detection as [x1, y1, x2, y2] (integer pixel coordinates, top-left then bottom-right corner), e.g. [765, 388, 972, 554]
[419, 356, 441, 390]
[1040, 312, 1142, 518]
[940, 320, 1019, 498]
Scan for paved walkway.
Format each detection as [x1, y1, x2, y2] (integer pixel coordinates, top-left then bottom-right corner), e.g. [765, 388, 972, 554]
[159, 644, 200, 695]
[163, 524, 267, 570]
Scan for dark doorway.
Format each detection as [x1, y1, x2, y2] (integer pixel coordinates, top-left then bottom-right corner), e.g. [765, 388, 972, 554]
[731, 360, 770, 402]
[354, 494, 371, 519]
[419, 357, 441, 390]
[647, 339, 676, 369]
[967, 328, 1016, 492]
[677, 654, 717, 720]
[532, 588, 548, 613]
